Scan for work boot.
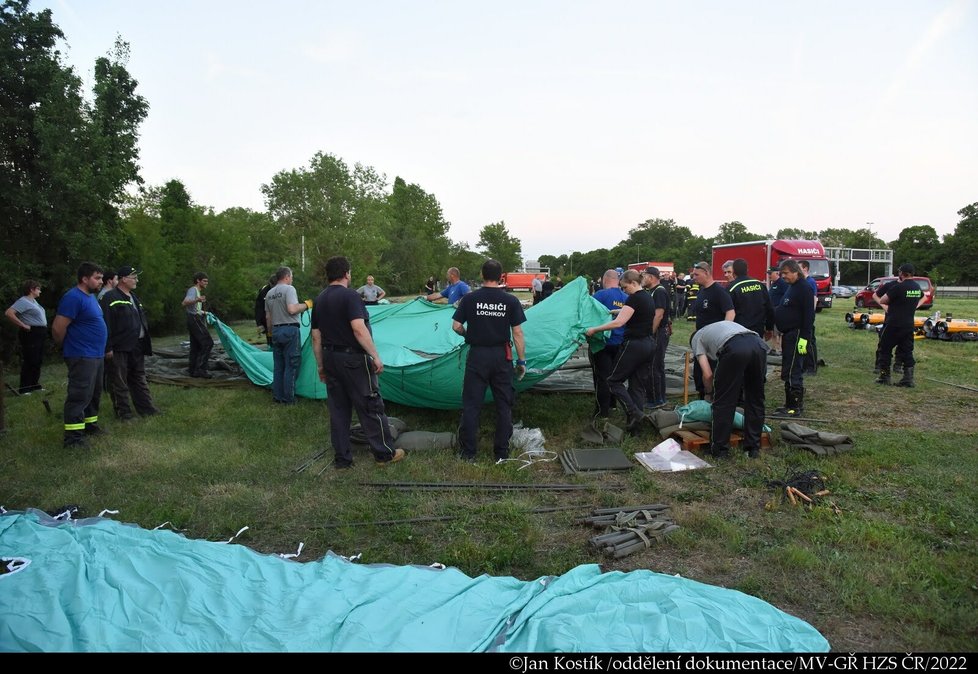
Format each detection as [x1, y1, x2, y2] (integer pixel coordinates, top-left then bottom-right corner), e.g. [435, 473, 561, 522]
[376, 448, 407, 466]
[895, 366, 915, 388]
[875, 369, 891, 385]
[625, 413, 643, 436]
[84, 424, 108, 436]
[744, 447, 760, 459]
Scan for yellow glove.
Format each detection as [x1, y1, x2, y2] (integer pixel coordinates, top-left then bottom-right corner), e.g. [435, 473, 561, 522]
[304, 299, 313, 310]
[797, 338, 808, 355]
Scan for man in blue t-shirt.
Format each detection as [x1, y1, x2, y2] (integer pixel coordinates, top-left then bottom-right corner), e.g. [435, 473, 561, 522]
[452, 259, 527, 462]
[52, 262, 108, 448]
[425, 267, 471, 305]
[589, 269, 628, 418]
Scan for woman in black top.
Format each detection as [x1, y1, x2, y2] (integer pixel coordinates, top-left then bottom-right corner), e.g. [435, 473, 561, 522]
[585, 270, 655, 433]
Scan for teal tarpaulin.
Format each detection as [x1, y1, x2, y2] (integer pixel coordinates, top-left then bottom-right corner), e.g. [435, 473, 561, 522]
[0, 510, 829, 652]
[211, 276, 611, 409]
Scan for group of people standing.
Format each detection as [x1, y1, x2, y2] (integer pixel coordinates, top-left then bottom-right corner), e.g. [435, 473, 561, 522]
[582, 257, 822, 460]
[4, 263, 218, 448]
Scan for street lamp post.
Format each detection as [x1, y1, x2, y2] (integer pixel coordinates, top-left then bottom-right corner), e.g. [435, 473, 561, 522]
[866, 222, 874, 286]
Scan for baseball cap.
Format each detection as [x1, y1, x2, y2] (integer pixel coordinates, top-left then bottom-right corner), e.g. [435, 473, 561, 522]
[643, 266, 661, 278]
[117, 265, 141, 278]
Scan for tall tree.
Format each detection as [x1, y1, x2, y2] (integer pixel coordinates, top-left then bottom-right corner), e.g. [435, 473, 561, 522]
[888, 225, 941, 278]
[714, 221, 768, 245]
[776, 227, 819, 240]
[261, 152, 390, 281]
[1, 0, 147, 356]
[939, 203, 978, 285]
[477, 221, 522, 272]
[382, 176, 452, 293]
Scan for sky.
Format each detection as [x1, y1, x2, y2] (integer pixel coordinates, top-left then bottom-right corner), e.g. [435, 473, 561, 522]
[37, 0, 978, 259]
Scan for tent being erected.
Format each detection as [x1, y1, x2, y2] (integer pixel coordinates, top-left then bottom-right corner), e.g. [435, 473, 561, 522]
[0, 510, 830, 652]
[212, 276, 611, 410]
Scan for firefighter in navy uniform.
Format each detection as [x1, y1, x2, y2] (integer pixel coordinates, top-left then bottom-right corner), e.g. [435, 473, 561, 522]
[452, 259, 528, 462]
[875, 263, 924, 387]
[773, 260, 814, 417]
[727, 258, 774, 338]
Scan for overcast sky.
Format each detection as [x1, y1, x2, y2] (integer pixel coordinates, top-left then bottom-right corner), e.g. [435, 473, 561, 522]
[39, 0, 978, 259]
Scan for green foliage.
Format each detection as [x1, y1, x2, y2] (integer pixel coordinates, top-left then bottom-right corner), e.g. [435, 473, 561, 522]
[1, 0, 147, 359]
[261, 151, 391, 282]
[940, 203, 978, 285]
[380, 177, 452, 294]
[477, 221, 523, 272]
[888, 225, 942, 279]
[714, 220, 770, 245]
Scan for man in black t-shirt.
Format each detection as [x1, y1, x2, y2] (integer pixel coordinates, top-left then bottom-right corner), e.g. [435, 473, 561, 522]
[452, 259, 527, 462]
[641, 267, 672, 408]
[875, 263, 924, 387]
[728, 258, 774, 338]
[310, 256, 405, 468]
[690, 261, 735, 399]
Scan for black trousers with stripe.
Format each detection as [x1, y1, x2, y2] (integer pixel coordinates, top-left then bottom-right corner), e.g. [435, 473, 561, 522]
[323, 350, 397, 466]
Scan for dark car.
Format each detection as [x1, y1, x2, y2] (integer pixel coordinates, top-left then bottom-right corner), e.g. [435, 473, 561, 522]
[854, 276, 934, 310]
[832, 285, 855, 299]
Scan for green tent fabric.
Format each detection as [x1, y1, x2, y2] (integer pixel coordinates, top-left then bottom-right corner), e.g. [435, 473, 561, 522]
[211, 277, 610, 409]
[0, 510, 829, 652]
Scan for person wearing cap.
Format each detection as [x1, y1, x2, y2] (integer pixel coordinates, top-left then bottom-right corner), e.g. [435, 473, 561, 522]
[641, 266, 672, 409]
[51, 262, 107, 448]
[874, 263, 924, 387]
[100, 266, 160, 420]
[689, 261, 734, 399]
[452, 259, 528, 462]
[727, 258, 774, 339]
[182, 271, 214, 378]
[264, 266, 309, 404]
[691, 320, 768, 459]
[585, 269, 655, 435]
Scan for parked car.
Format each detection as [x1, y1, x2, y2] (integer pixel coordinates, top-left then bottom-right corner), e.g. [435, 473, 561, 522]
[854, 276, 934, 310]
[832, 285, 855, 298]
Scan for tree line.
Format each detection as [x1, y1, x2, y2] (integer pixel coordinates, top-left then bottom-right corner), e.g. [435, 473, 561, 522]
[538, 212, 978, 289]
[2, 0, 975, 366]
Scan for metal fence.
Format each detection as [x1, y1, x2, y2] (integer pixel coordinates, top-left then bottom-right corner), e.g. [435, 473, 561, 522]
[934, 287, 978, 299]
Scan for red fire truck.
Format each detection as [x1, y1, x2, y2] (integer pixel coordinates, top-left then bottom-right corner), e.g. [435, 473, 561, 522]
[712, 240, 833, 311]
[500, 272, 548, 291]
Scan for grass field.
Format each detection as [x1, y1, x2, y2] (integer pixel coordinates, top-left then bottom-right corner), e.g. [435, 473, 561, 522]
[3, 295, 977, 651]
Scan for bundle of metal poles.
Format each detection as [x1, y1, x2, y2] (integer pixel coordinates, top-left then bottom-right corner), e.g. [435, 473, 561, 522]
[580, 504, 679, 558]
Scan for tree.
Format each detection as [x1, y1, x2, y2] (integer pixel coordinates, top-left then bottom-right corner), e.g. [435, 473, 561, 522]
[888, 225, 941, 278]
[381, 176, 452, 293]
[1, 1, 147, 357]
[939, 203, 978, 285]
[477, 221, 522, 272]
[775, 227, 818, 240]
[714, 221, 768, 245]
[261, 152, 390, 282]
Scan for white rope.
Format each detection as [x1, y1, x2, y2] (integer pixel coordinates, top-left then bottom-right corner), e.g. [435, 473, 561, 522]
[218, 526, 249, 544]
[277, 542, 305, 560]
[1, 557, 31, 578]
[97, 509, 120, 518]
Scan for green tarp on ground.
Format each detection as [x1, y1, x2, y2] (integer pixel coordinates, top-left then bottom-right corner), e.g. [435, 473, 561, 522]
[0, 510, 829, 652]
[211, 277, 610, 409]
